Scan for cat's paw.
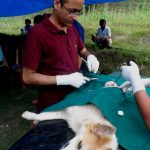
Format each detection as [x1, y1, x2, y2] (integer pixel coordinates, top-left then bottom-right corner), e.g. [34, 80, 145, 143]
[60, 146, 71, 150]
[22, 111, 35, 120]
[60, 141, 70, 150]
[61, 144, 76, 150]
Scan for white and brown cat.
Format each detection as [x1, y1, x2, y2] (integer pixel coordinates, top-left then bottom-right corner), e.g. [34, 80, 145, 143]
[22, 104, 118, 150]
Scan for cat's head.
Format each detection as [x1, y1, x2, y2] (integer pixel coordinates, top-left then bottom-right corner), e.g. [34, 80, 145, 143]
[76, 122, 118, 150]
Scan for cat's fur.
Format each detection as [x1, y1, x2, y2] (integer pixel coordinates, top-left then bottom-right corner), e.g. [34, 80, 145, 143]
[22, 104, 118, 150]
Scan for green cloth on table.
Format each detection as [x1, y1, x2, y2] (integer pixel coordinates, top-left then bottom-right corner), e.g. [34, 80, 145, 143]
[44, 72, 150, 150]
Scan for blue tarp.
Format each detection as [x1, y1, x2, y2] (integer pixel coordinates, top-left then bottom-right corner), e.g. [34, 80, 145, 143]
[0, 0, 126, 17]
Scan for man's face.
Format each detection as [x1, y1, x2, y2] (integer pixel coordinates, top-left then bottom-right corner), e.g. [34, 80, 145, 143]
[54, 0, 84, 27]
[100, 22, 106, 30]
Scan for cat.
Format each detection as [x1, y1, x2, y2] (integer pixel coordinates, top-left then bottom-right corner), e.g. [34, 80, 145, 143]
[22, 104, 118, 150]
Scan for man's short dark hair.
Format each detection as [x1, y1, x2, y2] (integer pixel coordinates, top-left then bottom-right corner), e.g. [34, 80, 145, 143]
[59, 0, 68, 5]
[100, 19, 106, 24]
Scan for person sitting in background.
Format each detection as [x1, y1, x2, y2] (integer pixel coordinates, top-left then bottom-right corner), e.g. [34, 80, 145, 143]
[120, 61, 150, 130]
[92, 19, 112, 49]
[33, 15, 44, 25]
[21, 19, 32, 35]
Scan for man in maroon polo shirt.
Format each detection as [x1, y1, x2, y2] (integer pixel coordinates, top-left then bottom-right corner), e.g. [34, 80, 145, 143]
[23, 0, 99, 112]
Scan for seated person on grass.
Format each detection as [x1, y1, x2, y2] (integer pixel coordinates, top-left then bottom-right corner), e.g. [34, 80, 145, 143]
[92, 19, 112, 49]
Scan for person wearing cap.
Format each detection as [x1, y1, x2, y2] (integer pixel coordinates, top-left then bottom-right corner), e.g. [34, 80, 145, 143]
[120, 61, 150, 130]
[92, 19, 112, 49]
[22, 0, 99, 112]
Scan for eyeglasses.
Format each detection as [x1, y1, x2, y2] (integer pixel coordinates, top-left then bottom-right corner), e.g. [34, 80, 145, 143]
[62, 4, 82, 16]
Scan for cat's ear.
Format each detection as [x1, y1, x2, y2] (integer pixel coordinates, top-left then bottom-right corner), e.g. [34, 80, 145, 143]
[92, 123, 116, 137]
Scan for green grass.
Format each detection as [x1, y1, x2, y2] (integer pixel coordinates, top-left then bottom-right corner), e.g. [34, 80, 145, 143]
[0, 1, 150, 53]
[78, 1, 150, 74]
[0, 8, 52, 35]
[0, 88, 37, 150]
[79, 2, 150, 53]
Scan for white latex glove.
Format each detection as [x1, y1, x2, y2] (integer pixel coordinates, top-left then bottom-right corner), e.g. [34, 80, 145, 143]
[56, 72, 90, 88]
[105, 81, 118, 87]
[119, 81, 132, 93]
[87, 55, 99, 73]
[120, 78, 150, 93]
[121, 61, 145, 93]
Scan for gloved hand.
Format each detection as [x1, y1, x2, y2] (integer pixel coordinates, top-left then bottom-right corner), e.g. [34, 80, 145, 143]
[87, 55, 99, 73]
[56, 72, 90, 88]
[121, 61, 145, 94]
[120, 78, 150, 93]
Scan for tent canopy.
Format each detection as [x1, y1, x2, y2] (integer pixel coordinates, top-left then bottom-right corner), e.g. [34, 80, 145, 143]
[0, 0, 126, 17]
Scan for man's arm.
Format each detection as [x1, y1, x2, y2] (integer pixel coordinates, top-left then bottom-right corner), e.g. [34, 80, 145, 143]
[22, 67, 90, 88]
[80, 47, 91, 59]
[22, 67, 56, 85]
[135, 91, 150, 130]
[121, 61, 150, 130]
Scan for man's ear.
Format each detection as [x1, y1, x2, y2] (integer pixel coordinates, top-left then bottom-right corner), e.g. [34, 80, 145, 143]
[93, 123, 116, 137]
[54, 0, 61, 10]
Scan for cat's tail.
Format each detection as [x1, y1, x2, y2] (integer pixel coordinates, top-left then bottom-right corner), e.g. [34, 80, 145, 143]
[22, 111, 36, 120]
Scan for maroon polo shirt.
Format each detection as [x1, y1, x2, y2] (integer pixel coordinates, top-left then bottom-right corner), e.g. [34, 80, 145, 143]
[23, 15, 84, 112]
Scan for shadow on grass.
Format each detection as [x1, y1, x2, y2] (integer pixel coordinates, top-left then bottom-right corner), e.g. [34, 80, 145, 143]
[0, 87, 37, 150]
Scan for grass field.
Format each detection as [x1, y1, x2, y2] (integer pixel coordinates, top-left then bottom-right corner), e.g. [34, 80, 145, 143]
[0, 0, 150, 53]
[0, 88, 37, 149]
[0, 0, 150, 149]
[1, 0, 150, 66]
